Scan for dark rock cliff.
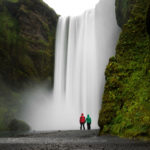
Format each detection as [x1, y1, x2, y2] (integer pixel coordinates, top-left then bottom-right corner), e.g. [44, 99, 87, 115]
[147, 6, 150, 35]
[99, 0, 150, 139]
[0, 0, 58, 130]
[115, 0, 134, 28]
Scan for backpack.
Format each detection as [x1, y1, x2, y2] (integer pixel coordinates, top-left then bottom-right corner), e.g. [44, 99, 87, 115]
[80, 116, 85, 123]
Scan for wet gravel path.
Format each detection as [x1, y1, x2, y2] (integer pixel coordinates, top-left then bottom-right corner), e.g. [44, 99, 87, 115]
[0, 130, 150, 150]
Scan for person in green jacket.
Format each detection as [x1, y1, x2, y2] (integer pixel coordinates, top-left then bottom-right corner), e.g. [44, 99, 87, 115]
[86, 114, 91, 130]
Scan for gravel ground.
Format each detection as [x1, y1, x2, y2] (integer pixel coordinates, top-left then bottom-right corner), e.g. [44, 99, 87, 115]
[0, 130, 150, 150]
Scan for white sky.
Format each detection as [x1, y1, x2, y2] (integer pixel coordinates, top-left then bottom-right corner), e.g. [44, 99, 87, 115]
[43, 0, 99, 16]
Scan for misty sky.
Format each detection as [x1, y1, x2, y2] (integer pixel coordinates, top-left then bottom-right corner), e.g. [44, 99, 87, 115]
[43, 0, 99, 16]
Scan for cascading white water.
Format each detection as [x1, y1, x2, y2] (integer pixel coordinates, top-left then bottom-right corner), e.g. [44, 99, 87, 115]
[22, 0, 120, 130]
[52, 0, 120, 129]
[54, 10, 99, 129]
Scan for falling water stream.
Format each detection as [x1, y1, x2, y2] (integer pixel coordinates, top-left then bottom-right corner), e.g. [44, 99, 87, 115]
[22, 0, 120, 130]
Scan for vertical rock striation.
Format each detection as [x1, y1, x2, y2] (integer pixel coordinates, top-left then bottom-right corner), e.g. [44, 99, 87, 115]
[147, 6, 150, 35]
[0, 0, 58, 88]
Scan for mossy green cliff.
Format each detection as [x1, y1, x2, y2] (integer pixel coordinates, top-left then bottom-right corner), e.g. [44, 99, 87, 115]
[0, 0, 58, 131]
[99, 0, 150, 139]
[0, 0, 58, 88]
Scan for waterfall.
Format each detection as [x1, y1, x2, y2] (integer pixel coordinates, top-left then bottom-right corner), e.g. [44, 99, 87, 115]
[22, 0, 120, 130]
[53, 0, 120, 129]
[54, 10, 99, 129]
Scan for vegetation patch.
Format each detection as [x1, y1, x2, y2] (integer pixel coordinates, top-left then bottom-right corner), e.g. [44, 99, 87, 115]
[99, 0, 150, 139]
[0, 0, 58, 131]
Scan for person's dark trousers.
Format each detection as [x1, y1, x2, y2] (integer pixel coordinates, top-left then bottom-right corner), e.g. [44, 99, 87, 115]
[80, 123, 85, 130]
[87, 123, 91, 130]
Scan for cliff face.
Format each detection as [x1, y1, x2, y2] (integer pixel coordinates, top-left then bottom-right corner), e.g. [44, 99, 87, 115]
[115, 0, 130, 28]
[147, 6, 150, 35]
[0, 0, 58, 130]
[99, 0, 150, 139]
[0, 0, 58, 88]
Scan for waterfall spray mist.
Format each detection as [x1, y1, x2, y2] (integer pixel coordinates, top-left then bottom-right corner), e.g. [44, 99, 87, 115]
[22, 0, 120, 131]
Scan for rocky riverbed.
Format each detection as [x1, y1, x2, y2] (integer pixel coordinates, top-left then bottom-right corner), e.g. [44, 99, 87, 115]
[0, 130, 150, 150]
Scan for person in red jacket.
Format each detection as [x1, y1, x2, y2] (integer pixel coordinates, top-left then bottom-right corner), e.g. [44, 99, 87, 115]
[80, 113, 86, 130]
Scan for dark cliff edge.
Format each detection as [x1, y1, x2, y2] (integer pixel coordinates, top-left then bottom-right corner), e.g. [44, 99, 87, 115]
[0, 0, 58, 131]
[147, 6, 150, 35]
[99, 0, 150, 140]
